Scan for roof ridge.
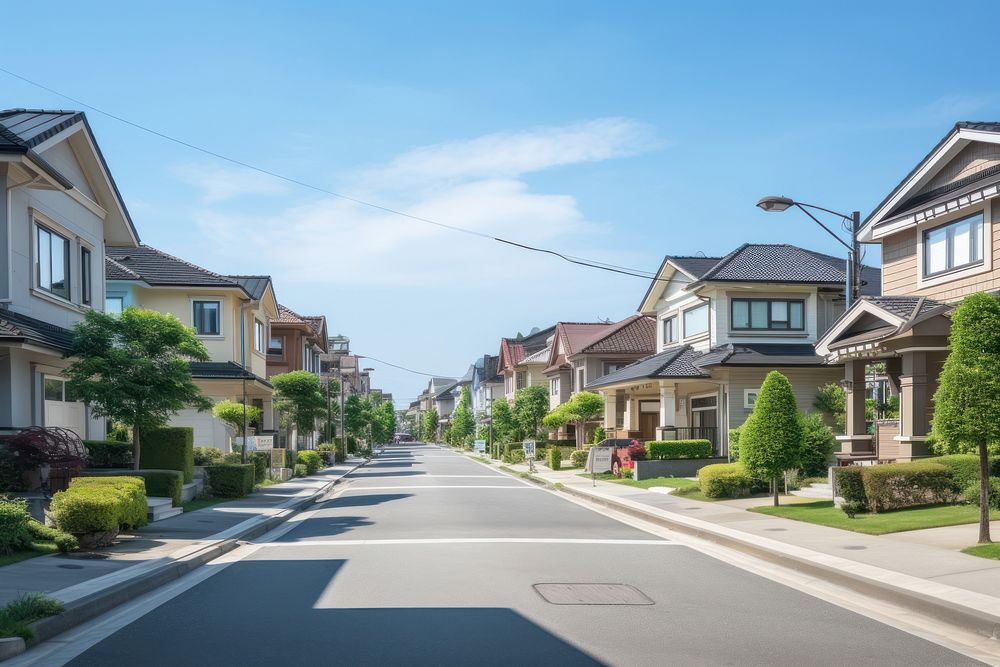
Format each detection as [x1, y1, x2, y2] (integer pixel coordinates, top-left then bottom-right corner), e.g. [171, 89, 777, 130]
[126, 245, 241, 288]
[577, 314, 643, 350]
[697, 243, 749, 281]
[105, 255, 141, 280]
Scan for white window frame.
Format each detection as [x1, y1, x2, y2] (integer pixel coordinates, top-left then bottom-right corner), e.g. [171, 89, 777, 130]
[105, 295, 124, 315]
[917, 202, 993, 289]
[33, 218, 72, 303]
[253, 318, 265, 354]
[191, 298, 224, 337]
[268, 334, 284, 356]
[662, 315, 678, 347]
[516, 371, 527, 391]
[549, 377, 560, 396]
[744, 388, 760, 409]
[682, 302, 710, 340]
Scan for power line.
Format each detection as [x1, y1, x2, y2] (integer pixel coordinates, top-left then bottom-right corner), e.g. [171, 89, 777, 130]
[356, 354, 449, 378]
[0, 66, 661, 282]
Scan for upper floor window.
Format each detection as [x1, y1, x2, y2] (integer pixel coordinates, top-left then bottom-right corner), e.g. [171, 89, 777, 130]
[193, 300, 221, 336]
[80, 247, 92, 306]
[576, 368, 585, 391]
[36, 224, 70, 300]
[549, 377, 560, 395]
[268, 335, 284, 355]
[106, 296, 124, 315]
[515, 371, 527, 390]
[924, 212, 984, 277]
[662, 316, 677, 345]
[603, 362, 628, 376]
[254, 319, 265, 353]
[731, 298, 805, 331]
[683, 303, 709, 338]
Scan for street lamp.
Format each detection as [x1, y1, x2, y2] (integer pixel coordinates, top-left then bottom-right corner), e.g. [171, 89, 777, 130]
[756, 196, 863, 308]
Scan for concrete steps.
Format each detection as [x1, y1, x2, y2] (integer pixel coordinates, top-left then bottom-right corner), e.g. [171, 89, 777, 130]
[791, 482, 833, 500]
[147, 497, 183, 522]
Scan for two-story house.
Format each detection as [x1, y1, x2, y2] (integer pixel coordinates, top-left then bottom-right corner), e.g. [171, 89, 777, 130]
[817, 122, 1000, 463]
[0, 109, 139, 438]
[587, 244, 880, 455]
[496, 325, 555, 402]
[266, 304, 328, 447]
[105, 246, 279, 450]
[471, 354, 503, 426]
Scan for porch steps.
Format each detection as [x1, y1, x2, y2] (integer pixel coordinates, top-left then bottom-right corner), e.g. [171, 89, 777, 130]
[791, 482, 834, 500]
[147, 497, 183, 522]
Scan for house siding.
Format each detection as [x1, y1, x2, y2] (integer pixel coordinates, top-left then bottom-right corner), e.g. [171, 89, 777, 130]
[724, 367, 842, 431]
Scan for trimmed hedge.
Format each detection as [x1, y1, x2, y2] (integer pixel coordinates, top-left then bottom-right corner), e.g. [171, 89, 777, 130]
[70, 477, 147, 529]
[141, 427, 194, 483]
[546, 445, 561, 471]
[698, 462, 753, 498]
[861, 461, 957, 513]
[297, 450, 322, 475]
[834, 467, 867, 506]
[193, 446, 223, 466]
[51, 487, 120, 535]
[248, 451, 269, 484]
[81, 469, 184, 506]
[27, 520, 77, 553]
[570, 449, 588, 467]
[647, 440, 713, 460]
[84, 440, 133, 468]
[206, 464, 255, 498]
[0, 498, 33, 555]
[932, 454, 983, 490]
[964, 477, 1000, 510]
[293, 464, 308, 478]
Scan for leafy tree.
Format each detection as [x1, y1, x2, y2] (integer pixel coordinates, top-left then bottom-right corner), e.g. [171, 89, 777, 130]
[740, 371, 803, 506]
[421, 408, 439, 442]
[343, 394, 368, 439]
[212, 400, 264, 456]
[933, 292, 1000, 544]
[272, 371, 327, 438]
[514, 385, 549, 439]
[65, 308, 211, 470]
[450, 386, 475, 446]
[799, 412, 836, 477]
[543, 391, 605, 447]
[490, 398, 519, 443]
[813, 383, 846, 431]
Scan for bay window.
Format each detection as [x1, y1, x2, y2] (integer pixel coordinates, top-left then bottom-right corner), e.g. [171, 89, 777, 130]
[923, 212, 984, 277]
[682, 303, 709, 338]
[731, 298, 805, 331]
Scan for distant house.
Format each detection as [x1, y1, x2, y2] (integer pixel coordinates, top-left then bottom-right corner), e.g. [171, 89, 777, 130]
[471, 354, 503, 428]
[587, 245, 880, 455]
[105, 246, 279, 450]
[0, 109, 139, 438]
[266, 303, 329, 448]
[496, 326, 556, 402]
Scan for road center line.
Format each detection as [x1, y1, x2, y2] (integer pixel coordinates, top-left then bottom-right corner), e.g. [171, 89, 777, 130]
[259, 538, 677, 546]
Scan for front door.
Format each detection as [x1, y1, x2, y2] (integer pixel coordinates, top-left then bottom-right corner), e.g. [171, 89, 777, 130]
[639, 413, 658, 440]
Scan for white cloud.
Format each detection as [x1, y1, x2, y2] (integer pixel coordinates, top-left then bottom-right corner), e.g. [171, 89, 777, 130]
[172, 163, 290, 204]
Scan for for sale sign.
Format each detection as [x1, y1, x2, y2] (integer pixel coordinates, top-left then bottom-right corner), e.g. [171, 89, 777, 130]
[522, 440, 536, 458]
[585, 446, 613, 474]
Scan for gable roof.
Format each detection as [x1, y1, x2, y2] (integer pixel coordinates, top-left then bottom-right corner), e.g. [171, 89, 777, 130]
[105, 256, 140, 281]
[0, 109, 138, 245]
[274, 303, 307, 324]
[585, 345, 708, 389]
[497, 324, 556, 373]
[577, 315, 656, 355]
[189, 361, 271, 387]
[543, 322, 615, 374]
[698, 244, 847, 284]
[0, 307, 74, 353]
[106, 245, 248, 293]
[816, 295, 951, 357]
[229, 275, 271, 301]
[694, 343, 826, 368]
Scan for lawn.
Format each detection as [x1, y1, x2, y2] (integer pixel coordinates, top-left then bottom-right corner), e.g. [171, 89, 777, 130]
[0, 542, 59, 568]
[961, 544, 1000, 560]
[750, 500, 997, 535]
[181, 496, 231, 513]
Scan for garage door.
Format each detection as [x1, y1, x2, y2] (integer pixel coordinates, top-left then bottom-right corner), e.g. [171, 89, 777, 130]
[44, 376, 86, 438]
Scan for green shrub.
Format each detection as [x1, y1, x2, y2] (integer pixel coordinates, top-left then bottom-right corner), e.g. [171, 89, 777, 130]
[0, 448, 24, 493]
[248, 451, 269, 484]
[570, 449, 589, 467]
[861, 461, 958, 513]
[83, 440, 133, 468]
[51, 487, 120, 534]
[592, 426, 606, 445]
[294, 464, 307, 477]
[799, 413, 836, 477]
[71, 476, 147, 529]
[698, 462, 753, 498]
[193, 446, 223, 466]
[297, 450, 323, 475]
[141, 427, 194, 483]
[932, 454, 981, 490]
[964, 477, 1000, 510]
[26, 521, 77, 553]
[0, 592, 64, 640]
[646, 440, 713, 460]
[0, 498, 32, 555]
[206, 464, 255, 498]
[546, 445, 561, 471]
[501, 447, 526, 464]
[833, 466, 867, 506]
[840, 500, 864, 518]
[728, 428, 741, 461]
[222, 452, 242, 464]
[81, 469, 183, 506]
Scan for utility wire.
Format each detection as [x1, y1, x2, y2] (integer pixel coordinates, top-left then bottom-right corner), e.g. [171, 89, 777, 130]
[0, 66, 660, 281]
[356, 354, 448, 378]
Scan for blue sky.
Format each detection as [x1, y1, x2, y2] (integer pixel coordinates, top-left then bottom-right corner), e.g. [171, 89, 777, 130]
[3, 1, 997, 405]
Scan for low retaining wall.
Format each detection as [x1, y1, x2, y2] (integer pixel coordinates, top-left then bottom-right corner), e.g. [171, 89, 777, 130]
[633, 457, 728, 480]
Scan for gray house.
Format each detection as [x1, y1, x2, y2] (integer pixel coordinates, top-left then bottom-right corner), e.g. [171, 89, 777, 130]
[0, 109, 139, 437]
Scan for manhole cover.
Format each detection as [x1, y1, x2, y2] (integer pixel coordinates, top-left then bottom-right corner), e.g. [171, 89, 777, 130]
[843, 545, 867, 550]
[764, 528, 787, 532]
[58, 564, 84, 570]
[533, 583, 653, 605]
[684, 507, 701, 510]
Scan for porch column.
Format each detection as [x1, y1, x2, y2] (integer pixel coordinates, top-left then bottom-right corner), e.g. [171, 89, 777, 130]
[602, 391, 616, 437]
[884, 357, 902, 397]
[262, 399, 275, 431]
[658, 382, 675, 440]
[898, 351, 932, 459]
[839, 359, 872, 456]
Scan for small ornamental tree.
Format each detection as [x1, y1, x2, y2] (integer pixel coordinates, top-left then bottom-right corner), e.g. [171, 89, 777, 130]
[65, 308, 212, 470]
[543, 391, 605, 448]
[450, 386, 475, 446]
[421, 408, 439, 442]
[212, 400, 263, 457]
[933, 292, 1000, 544]
[740, 371, 803, 506]
[490, 399, 519, 444]
[272, 371, 327, 440]
[514, 385, 549, 439]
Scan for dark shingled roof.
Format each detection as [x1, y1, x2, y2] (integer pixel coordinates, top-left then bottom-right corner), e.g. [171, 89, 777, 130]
[189, 362, 271, 387]
[483, 354, 502, 383]
[229, 275, 271, 301]
[670, 256, 724, 278]
[586, 345, 708, 389]
[105, 256, 140, 281]
[107, 245, 245, 292]
[0, 308, 74, 352]
[579, 315, 655, 355]
[701, 244, 844, 284]
[694, 343, 827, 368]
[864, 296, 946, 319]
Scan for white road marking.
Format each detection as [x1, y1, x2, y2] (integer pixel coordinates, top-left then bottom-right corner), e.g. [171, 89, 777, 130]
[341, 485, 536, 491]
[257, 538, 678, 547]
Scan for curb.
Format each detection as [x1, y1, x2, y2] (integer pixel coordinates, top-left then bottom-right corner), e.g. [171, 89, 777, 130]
[14, 460, 366, 658]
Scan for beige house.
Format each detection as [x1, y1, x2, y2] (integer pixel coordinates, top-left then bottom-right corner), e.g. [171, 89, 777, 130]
[817, 121, 1000, 463]
[105, 246, 279, 450]
[496, 326, 556, 402]
[588, 246, 879, 454]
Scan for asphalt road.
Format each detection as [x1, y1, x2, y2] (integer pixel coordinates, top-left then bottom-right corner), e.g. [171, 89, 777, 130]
[58, 444, 975, 666]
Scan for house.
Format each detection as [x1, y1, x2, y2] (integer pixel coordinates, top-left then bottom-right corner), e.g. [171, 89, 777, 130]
[0, 109, 139, 438]
[587, 245, 880, 455]
[542, 316, 656, 444]
[471, 354, 503, 425]
[266, 304, 329, 447]
[105, 246, 279, 450]
[496, 325, 556, 402]
[816, 122, 1000, 463]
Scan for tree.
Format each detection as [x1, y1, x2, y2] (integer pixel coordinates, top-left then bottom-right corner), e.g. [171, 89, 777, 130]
[740, 371, 803, 506]
[65, 308, 212, 470]
[490, 399, 519, 444]
[272, 371, 327, 441]
[543, 391, 605, 448]
[933, 292, 1000, 544]
[514, 385, 549, 439]
[212, 400, 264, 455]
[799, 412, 836, 477]
[421, 409, 439, 442]
[343, 394, 368, 440]
[450, 386, 475, 446]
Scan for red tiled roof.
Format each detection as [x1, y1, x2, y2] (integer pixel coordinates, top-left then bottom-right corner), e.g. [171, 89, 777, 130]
[543, 322, 614, 374]
[274, 304, 307, 324]
[578, 315, 655, 354]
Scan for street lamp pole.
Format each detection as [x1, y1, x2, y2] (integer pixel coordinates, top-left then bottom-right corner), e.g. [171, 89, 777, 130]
[756, 196, 862, 308]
